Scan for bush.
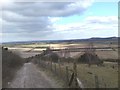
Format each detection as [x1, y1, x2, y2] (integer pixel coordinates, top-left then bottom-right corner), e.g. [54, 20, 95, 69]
[77, 52, 103, 66]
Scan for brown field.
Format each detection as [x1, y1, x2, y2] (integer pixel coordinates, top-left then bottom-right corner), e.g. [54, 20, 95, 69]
[7, 42, 118, 60]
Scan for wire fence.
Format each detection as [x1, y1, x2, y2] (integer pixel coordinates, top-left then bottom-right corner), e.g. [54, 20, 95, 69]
[32, 58, 110, 88]
[36, 59, 80, 88]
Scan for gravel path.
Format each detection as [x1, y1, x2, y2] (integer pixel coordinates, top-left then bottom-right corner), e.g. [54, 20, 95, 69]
[8, 63, 60, 88]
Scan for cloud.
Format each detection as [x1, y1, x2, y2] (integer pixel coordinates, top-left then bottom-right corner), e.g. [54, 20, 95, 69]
[85, 16, 118, 24]
[2, 0, 117, 42]
[1, 0, 94, 42]
[52, 16, 118, 39]
[49, 17, 61, 23]
[2, 10, 52, 33]
[2, 0, 93, 17]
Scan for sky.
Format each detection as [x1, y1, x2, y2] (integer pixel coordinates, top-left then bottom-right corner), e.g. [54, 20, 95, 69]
[0, 0, 119, 42]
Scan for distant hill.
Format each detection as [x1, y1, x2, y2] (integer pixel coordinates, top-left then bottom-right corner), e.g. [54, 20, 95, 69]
[2, 37, 119, 45]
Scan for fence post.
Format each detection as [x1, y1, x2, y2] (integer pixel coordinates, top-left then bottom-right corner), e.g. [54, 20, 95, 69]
[44, 60, 46, 68]
[41, 60, 43, 67]
[59, 62, 61, 78]
[54, 63, 56, 74]
[66, 66, 69, 84]
[94, 75, 99, 88]
[51, 60, 52, 71]
[102, 78, 106, 88]
[73, 62, 78, 87]
[47, 62, 49, 69]
[38, 59, 40, 66]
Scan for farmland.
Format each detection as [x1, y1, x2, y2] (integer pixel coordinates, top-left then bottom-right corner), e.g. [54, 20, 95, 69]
[6, 40, 118, 60]
[2, 37, 119, 88]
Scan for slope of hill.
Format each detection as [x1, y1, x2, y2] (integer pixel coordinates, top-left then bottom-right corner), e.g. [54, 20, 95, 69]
[2, 47, 24, 88]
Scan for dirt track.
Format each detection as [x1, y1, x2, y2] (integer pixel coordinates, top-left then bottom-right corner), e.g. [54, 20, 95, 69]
[8, 63, 61, 88]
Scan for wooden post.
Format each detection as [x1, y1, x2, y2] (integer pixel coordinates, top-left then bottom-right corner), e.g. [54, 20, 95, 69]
[59, 62, 61, 77]
[94, 75, 99, 88]
[51, 60, 52, 71]
[54, 64, 56, 74]
[104, 83, 106, 88]
[47, 62, 48, 69]
[66, 66, 69, 83]
[73, 62, 78, 87]
[38, 59, 39, 66]
[69, 72, 74, 86]
[44, 60, 46, 68]
[49, 62, 50, 70]
[41, 60, 43, 66]
[102, 78, 106, 88]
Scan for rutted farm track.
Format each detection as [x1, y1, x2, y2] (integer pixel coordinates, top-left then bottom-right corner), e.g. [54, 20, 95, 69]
[8, 63, 61, 88]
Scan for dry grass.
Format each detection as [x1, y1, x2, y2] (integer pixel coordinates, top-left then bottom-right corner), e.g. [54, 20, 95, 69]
[49, 62, 118, 88]
[2, 49, 24, 88]
[76, 63, 118, 88]
[96, 51, 118, 60]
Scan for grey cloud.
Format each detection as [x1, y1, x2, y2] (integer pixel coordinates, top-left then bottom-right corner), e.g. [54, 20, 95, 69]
[86, 17, 118, 24]
[2, 18, 52, 33]
[1, 1, 92, 41]
[2, 2, 87, 17]
[89, 20, 117, 24]
[2, 10, 52, 33]
[2, 11, 51, 23]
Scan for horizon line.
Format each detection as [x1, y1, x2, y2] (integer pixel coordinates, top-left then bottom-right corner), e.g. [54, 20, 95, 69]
[1, 36, 118, 43]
